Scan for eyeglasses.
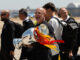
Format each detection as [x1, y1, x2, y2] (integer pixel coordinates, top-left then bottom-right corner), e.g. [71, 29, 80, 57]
[1, 13, 6, 16]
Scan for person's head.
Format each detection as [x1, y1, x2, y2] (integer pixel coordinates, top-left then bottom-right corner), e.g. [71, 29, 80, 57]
[59, 8, 69, 20]
[35, 8, 46, 24]
[43, 2, 57, 21]
[19, 8, 27, 20]
[1, 10, 10, 21]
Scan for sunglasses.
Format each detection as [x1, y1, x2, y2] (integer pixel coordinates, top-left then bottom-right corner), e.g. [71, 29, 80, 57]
[1, 13, 6, 16]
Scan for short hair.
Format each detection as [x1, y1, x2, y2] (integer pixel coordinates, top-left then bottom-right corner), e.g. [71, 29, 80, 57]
[19, 8, 27, 16]
[43, 2, 57, 12]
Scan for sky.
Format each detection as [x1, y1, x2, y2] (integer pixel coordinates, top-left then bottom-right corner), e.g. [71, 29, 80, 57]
[0, 0, 80, 10]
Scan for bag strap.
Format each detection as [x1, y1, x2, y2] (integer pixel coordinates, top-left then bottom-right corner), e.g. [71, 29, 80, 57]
[51, 17, 64, 40]
[66, 17, 79, 28]
[53, 17, 64, 27]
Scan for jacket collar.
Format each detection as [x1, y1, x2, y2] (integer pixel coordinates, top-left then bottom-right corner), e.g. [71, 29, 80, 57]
[24, 16, 30, 22]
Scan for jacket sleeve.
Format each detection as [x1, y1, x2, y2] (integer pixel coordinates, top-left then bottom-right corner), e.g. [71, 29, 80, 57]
[7, 22, 15, 51]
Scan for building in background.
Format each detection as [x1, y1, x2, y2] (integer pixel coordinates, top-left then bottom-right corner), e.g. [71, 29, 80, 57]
[67, 2, 80, 17]
[67, 2, 80, 8]
[0, 2, 80, 17]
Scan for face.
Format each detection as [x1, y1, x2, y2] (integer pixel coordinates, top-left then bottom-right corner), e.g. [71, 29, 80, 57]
[1, 12, 9, 21]
[19, 13, 24, 20]
[59, 8, 68, 19]
[19, 13, 25, 20]
[45, 9, 53, 21]
[35, 8, 45, 24]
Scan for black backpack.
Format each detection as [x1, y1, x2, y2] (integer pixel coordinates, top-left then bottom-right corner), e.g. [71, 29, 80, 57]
[54, 17, 79, 51]
[77, 23, 80, 46]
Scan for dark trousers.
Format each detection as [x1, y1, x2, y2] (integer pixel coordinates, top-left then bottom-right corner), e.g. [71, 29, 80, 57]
[75, 55, 80, 60]
[72, 44, 80, 56]
[52, 54, 59, 60]
[60, 52, 71, 60]
[0, 51, 2, 60]
[1, 50, 13, 60]
[20, 46, 52, 60]
[34, 48, 52, 60]
[20, 46, 34, 60]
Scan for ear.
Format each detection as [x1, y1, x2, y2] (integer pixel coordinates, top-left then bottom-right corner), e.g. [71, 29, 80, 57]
[6, 13, 10, 18]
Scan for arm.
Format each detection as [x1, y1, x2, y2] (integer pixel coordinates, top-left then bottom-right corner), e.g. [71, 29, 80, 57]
[7, 22, 15, 51]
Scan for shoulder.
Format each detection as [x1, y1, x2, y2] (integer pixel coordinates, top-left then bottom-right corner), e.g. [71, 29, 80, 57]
[7, 20, 16, 29]
[49, 17, 60, 26]
[24, 18, 33, 24]
[42, 21, 54, 30]
[50, 17, 60, 23]
[42, 21, 51, 27]
[39, 21, 54, 35]
[7, 20, 14, 26]
[67, 17, 75, 22]
[50, 17, 57, 21]
[24, 17, 32, 22]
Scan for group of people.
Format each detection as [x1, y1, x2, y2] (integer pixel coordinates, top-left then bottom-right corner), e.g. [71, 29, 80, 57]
[0, 2, 80, 60]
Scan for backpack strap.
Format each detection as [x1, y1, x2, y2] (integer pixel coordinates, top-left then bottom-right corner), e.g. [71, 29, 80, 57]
[67, 17, 79, 27]
[51, 17, 65, 40]
[66, 17, 77, 23]
[53, 17, 64, 27]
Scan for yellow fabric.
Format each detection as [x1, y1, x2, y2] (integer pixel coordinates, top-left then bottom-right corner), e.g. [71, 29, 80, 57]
[34, 27, 61, 59]
[58, 54, 61, 60]
[35, 27, 54, 41]
[44, 44, 56, 49]
[35, 27, 59, 51]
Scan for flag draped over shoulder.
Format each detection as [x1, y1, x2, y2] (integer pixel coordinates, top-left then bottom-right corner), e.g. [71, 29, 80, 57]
[34, 27, 64, 51]
[34, 26, 64, 60]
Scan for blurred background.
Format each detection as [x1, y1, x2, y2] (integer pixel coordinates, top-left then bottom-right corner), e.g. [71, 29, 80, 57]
[0, 0, 80, 18]
[0, 0, 80, 59]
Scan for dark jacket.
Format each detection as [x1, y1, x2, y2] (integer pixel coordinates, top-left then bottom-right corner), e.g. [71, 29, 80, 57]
[31, 21, 55, 60]
[1, 20, 15, 52]
[1, 20, 15, 60]
[20, 18, 34, 60]
[23, 19, 34, 32]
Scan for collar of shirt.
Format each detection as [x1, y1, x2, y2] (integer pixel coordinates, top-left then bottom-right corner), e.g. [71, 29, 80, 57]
[51, 15, 58, 19]
[24, 16, 30, 22]
[51, 15, 62, 21]
[65, 16, 70, 21]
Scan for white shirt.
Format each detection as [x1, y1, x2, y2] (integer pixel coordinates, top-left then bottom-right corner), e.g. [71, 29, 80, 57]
[24, 16, 30, 22]
[48, 15, 63, 40]
[65, 16, 70, 21]
[48, 15, 63, 55]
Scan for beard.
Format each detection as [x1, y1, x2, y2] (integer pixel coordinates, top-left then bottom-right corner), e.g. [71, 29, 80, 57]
[1, 18, 8, 21]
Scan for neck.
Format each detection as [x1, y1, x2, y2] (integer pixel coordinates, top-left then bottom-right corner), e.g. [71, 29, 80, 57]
[23, 16, 27, 20]
[4, 19, 9, 23]
[52, 12, 56, 16]
[63, 16, 67, 20]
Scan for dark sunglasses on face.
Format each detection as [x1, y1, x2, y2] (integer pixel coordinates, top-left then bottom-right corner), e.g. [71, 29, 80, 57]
[1, 13, 6, 16]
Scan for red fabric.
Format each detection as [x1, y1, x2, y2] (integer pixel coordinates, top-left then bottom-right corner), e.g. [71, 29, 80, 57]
[34, 27, 64, 45]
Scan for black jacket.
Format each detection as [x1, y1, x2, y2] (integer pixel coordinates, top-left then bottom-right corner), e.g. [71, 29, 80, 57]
[31, 21, 54, 60]
[23, 19, 34, 32]
[20, 18, 34, 60]
[1, 20, 15, 52]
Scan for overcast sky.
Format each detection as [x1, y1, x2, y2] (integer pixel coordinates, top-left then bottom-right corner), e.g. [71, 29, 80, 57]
[0, 0, 80, 10]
